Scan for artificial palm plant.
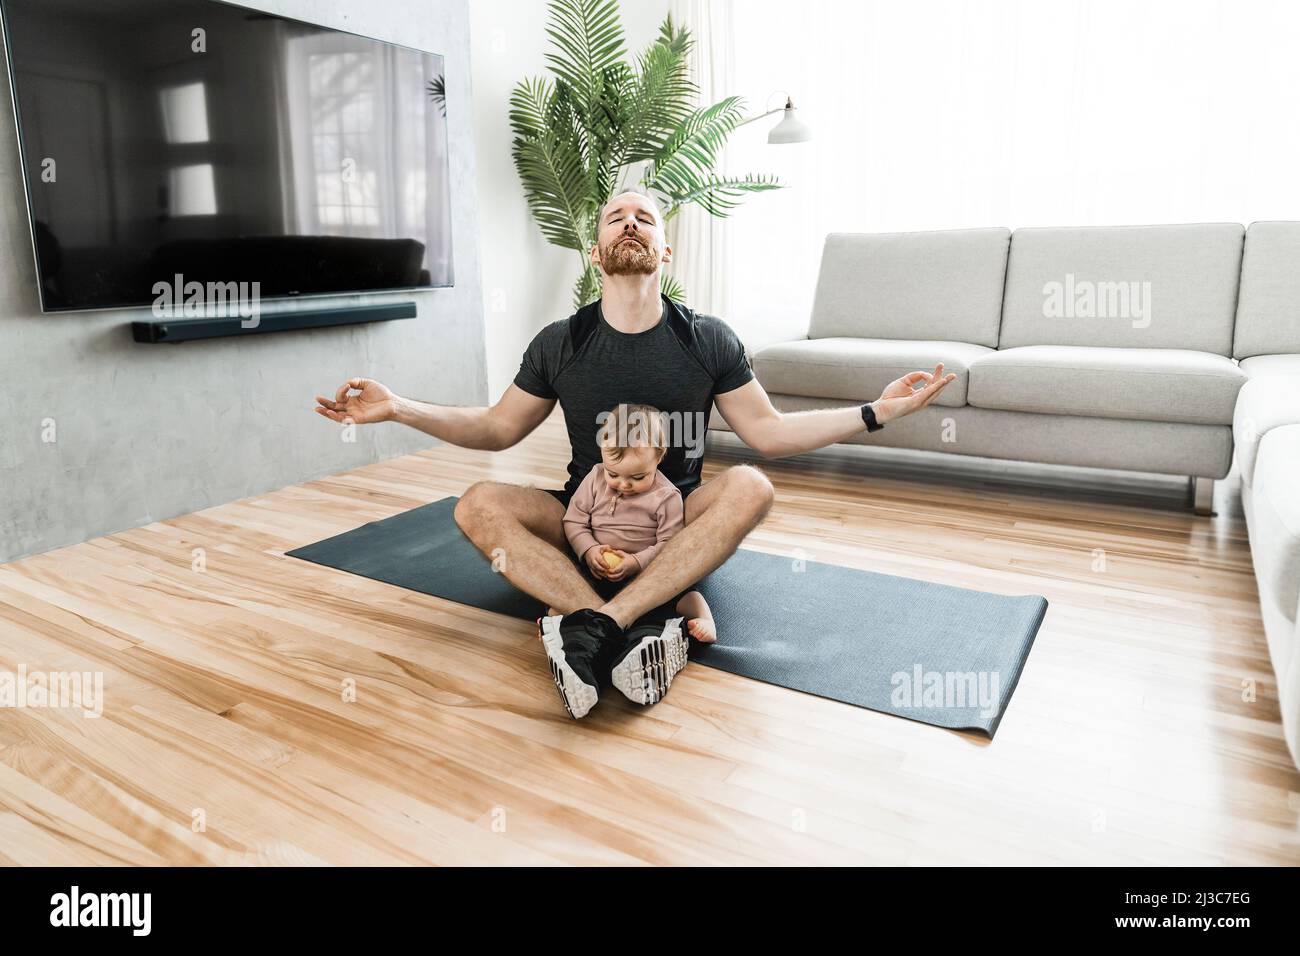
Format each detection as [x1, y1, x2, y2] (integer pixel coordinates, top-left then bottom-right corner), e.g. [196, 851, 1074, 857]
[510, 0, 783, 309]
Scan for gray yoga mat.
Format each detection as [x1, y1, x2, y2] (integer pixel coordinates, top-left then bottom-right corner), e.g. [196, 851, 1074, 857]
[288, 496, 1047, 736]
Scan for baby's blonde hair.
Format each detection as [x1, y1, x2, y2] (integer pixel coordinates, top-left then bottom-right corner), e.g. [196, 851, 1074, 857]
[597, 403, 668, 463]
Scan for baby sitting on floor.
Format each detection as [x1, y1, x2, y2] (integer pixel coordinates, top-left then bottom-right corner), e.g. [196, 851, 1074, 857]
[562, 402, 716, 644]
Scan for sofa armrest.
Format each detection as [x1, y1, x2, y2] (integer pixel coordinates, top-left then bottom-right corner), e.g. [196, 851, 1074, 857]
[1234, 374, 1300, 486]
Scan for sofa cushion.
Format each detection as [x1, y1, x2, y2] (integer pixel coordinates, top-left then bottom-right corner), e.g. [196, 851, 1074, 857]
[999, 223, 1244, 354]
[1233, 375, 1300, 486]
[967, 345, 1246, 425]
[715, 396, 1235, 478]
[752, 338, 989, 407]
[1239, 353, 1300, 378]
[807, 228, 1010, 347]
[1250, 425, 1300, 624]
[1234, 222, 1300, 359]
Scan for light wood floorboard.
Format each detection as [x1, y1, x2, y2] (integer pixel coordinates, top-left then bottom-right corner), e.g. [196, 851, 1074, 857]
[1, 414, 1297, 865]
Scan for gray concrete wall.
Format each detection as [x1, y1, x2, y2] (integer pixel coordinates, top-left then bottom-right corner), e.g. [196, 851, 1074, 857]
[0, 0, 486, 563]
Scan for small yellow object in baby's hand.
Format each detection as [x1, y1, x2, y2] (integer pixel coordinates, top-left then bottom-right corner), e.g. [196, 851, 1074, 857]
[601, 550, 623, 569]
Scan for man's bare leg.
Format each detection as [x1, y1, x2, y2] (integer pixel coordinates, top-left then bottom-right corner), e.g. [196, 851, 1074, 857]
[598, 464, 774, 629]
[453, 481, 605, 614]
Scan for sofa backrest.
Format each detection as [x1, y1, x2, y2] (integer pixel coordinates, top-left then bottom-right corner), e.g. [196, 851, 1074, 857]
[807, 228, 1010, 347]
[1234, 221, 1300, 359]
[999, 223, 1244, 354]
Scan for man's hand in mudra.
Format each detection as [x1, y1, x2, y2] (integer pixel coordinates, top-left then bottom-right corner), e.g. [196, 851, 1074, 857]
[315, 378, 398, 425]
[872, 363, 957, 423]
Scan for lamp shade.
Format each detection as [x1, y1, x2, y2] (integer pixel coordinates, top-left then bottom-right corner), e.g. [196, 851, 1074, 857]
[768, 105, 812, 144]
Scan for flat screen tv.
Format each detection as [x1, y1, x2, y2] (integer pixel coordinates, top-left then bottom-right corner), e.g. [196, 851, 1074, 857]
[1, 0, 453, 313]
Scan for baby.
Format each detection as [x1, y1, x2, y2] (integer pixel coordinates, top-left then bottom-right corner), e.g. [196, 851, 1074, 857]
[562, 402, 716, 644]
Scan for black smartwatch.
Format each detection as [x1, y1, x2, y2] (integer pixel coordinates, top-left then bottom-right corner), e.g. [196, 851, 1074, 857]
[861, 402, 884, 432]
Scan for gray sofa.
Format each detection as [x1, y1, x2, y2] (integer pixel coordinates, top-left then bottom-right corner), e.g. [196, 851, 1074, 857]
[708, 220, 1300, 766]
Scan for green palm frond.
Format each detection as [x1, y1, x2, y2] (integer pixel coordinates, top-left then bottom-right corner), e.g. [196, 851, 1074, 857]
[543, 0, 626, 123]
[544, 0, 627, 82]
[509, 77, 592, 250]
[548, 79, 599, 201]
[573, 264, 603, 310]
[644, 96, 748, 197]
[616, 15, 697, 168]
[583, 64, 631, 201]
[663, 172, 784, 219]
[660, 273, 686, 302]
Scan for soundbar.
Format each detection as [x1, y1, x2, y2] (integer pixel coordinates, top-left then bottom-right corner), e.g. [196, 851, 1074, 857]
[131, 302, 417, 343]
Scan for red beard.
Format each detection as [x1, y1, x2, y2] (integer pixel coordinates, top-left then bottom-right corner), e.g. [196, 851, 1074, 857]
[599, 234, 658, 275]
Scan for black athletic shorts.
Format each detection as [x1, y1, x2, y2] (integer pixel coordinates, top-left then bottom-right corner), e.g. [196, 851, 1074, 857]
[543, 480, 700, 511]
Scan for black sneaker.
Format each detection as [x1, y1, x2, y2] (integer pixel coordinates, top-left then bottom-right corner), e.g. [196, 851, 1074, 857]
[536, 608, 623, 719]
[609, 616, 689, 707]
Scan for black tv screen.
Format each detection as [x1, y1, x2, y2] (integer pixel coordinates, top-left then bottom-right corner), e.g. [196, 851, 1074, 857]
[1, 0, 453, 312]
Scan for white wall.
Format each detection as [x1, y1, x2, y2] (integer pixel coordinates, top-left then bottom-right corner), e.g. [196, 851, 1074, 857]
[0, 0, 486, 563]
[469, 0, 672, 399]
[723, 0, 1300, 345]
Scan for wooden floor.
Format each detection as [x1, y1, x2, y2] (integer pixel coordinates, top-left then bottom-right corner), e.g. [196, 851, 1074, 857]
[1, 414, 1297, 866]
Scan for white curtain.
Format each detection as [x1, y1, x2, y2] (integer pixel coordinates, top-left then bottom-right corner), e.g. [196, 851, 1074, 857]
[687, 0, 1300, 349]
[666, 0, 736, 321]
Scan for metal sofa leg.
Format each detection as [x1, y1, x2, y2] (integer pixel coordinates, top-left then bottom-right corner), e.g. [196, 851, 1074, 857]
[1188, 476, 1214, 516]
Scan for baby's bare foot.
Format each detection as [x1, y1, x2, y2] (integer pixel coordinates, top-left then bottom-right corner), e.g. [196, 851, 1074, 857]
[686, 617, 716, 644]
[538, 608, 562, 642]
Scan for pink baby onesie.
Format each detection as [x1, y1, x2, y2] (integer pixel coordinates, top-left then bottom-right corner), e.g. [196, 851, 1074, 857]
[562, 463, 686, 570]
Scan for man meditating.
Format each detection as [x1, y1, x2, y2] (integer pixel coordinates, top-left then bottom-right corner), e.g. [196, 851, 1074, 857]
[314, 190, 955, 718]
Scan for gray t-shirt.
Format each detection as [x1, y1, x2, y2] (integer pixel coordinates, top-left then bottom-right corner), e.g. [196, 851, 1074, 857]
[513, 292, 754, 500]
